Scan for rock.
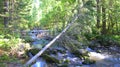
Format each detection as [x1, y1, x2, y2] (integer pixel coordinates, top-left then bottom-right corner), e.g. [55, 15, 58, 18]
[85, 47, 94, 52]
[67, 57, 82, 65]
[57, 52, 64, 60]
[26, 49, 41, 56]
[96, 50, 102, 53]
[89, 40, 101, 48]
[32, 39, 49, 49]
[78, 49, 88, 55]
[78, 65, 90, 67]
[57, 64, 68, 67]
[44, 36, 53, 41]
[62, 58, 70, 63]
[82, 58, 95, 65]
[47, 47, 66, 55]
[72, 49, 89, 57]
[65, 50, 75, 57]
[42, 54, 60, 63]
[24, 36, 34, 42]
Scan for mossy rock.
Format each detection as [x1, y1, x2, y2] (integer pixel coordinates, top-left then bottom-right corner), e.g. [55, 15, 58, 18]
[24, 36, 34, 42]
[47, 47, 66, 54]
[57, 64, 68, 67]
[26, 49, 41, 56]
[89, 42, 101, 49]
[82, 58, 95, 65]
[42, 54, 60, 63]
[26, 49, 60, 63]
[60, 59, 70, 64]
[47, 49, 58, 54]
[72, 49, 89, 58]
[96, 50, 102, 53]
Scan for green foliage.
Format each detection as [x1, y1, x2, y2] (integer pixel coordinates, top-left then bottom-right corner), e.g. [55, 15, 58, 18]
[24, 36, 34, 43]
[96, 35, 120, 46]
[26, 48, 40, 56]
[0, 0, 120, 57]
[0, 63, 6, 67]
[85, 32, 120, 47]
[0, 53, 18, 62]
[0, 53, 21, 67]
[0, 54, 9, 61]
[0, 38, 22, 50]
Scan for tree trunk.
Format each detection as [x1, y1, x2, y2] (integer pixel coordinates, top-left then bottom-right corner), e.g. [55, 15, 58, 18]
[101, 0, 106, 34]
[4, 0, 9, 28]
[9, 0, 14, 24]
[96, 0, 101, 29]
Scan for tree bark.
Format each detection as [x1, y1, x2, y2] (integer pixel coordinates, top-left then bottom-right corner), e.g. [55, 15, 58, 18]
[101, 0, 106, 34]
[4, 0, 9, 28]
[96, 0, 101, 29]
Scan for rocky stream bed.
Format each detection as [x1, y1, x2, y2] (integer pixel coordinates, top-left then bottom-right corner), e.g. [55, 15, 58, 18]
[22, 30, 120, 67]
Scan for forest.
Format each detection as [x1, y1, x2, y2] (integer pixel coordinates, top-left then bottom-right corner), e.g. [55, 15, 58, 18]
[0, 0, 120, 67]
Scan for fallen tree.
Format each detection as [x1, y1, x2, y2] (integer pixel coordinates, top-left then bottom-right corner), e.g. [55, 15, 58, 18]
[25, 14, 79, 66]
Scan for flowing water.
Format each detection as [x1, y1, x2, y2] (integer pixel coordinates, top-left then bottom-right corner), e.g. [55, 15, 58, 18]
[27, 30, 120, 67]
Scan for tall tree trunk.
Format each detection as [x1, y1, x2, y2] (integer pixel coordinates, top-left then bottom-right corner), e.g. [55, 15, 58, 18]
[108, 0, 114, 34]
[96, 0, 101, 29]
[101, 0, 106, 34]
[9, 0, 14, 24]
[107, 13, 111, 32]
[4, 0, 9, 28]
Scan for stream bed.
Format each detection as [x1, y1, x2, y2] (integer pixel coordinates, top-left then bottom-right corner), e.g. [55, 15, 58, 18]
[24, 30, 120, 67]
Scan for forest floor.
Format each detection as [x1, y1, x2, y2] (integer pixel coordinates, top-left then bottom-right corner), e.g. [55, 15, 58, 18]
[0, 48, 28, 67]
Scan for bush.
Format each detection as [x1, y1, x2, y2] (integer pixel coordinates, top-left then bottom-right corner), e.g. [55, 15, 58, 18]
[85, 33, 120, 47]
[0, 38, 21, 50]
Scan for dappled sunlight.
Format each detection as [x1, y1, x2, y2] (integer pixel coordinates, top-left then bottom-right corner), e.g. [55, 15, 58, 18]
[30, 0, 42, 23]
[0, 0, 120, 67]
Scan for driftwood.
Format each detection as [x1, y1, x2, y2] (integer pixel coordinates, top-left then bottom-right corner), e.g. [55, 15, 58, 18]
[25, 14, 79, 66]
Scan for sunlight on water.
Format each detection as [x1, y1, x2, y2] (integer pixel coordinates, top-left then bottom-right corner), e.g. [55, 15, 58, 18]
[31, 58, 47, 67]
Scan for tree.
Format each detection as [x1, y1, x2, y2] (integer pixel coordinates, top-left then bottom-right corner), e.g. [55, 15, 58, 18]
[96, 0, 101, 29]
[4, 0, 9, 28]
[101, 0, 107, 34]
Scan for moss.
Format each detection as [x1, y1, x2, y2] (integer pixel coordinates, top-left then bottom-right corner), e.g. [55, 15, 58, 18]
[57, 64, 68, 67]
[24, 36, 34, 43]
[82, 58, 95, 65]
[42, 54, 60, 63]
[0, 63, 6, 67]
[71, 49, 89, 59]
[26, 48, 41, 56]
